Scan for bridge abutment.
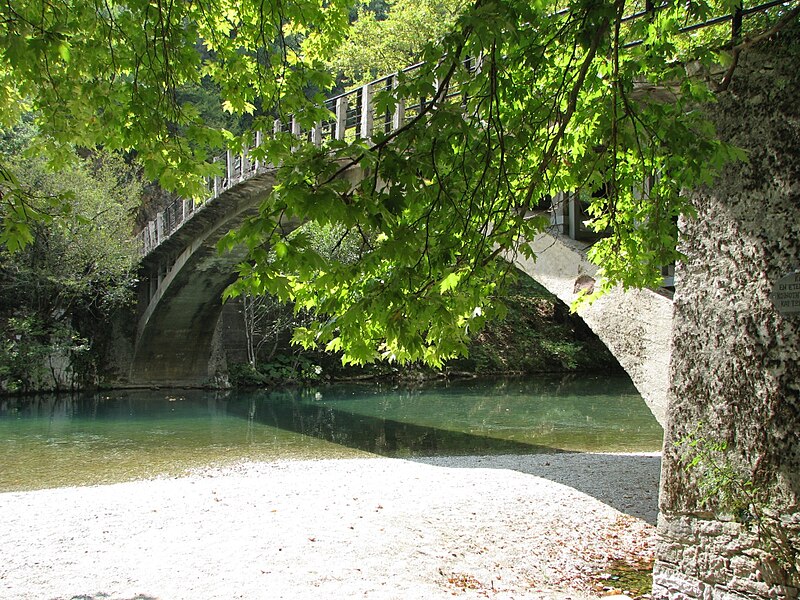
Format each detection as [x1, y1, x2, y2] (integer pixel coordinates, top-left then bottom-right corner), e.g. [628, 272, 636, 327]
[513, 233, 673, 427]
[653, 26, 800, 598]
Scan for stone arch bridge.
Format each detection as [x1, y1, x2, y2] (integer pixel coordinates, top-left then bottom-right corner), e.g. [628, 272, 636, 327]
[130, 103, 673, 426]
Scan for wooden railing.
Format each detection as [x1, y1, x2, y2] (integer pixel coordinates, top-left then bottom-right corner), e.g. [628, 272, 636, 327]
[135, 0, 794, 257]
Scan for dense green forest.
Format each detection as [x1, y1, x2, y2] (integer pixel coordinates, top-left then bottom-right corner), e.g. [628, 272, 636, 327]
[0, 122, 142, 392]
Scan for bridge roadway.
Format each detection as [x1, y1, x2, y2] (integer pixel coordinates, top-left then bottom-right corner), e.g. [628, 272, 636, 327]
[132, 148, 672, 426]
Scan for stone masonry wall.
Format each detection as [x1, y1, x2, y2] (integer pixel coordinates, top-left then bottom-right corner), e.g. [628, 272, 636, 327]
[653, 25, 800, 599]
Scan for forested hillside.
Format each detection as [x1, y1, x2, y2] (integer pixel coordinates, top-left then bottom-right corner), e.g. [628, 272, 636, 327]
[0, 124, 141, 392]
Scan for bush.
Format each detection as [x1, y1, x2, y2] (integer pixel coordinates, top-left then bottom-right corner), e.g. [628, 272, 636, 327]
[229, 355, 323, 388]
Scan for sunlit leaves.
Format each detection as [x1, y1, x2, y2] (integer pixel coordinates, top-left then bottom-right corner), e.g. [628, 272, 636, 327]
[328, 0, 469, 86]
[0, 0, 352, 206]
[0, 147, 141, 336]
[220, 0, 761, 364]
[0, 0, 775, 366]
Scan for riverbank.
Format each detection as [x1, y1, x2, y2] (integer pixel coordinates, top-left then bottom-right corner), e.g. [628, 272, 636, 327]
[0, 452, 659, 600]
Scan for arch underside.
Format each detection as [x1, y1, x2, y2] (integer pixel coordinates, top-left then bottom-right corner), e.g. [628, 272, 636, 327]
[131, 173, 671, 427]
[129, 173, 276, 386]
[512, 232, 672, 427]
[130, 244, 244, 385]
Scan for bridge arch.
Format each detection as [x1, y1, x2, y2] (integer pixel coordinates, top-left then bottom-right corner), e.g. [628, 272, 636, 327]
[131, 165, 671, 427]
[511, 231, 671, 426]
[130, 170, 277, 386]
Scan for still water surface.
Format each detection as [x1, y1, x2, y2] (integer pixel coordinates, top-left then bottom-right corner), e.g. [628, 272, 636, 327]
[0, 375, 662, 491]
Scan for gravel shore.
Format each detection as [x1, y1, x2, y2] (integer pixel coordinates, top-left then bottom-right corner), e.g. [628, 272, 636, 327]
[0, 452, 660, 600]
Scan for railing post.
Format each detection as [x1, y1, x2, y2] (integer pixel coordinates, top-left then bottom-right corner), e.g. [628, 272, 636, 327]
[156, 211, 165, 244]
[732, 1, 743, 45]
[550, 191, 565, 232]
[567, 192, 580, 240]
[240, 146, 248, 182]
[226, 149, 233, 188]
[311, 122, 322, 146]
[360, 83, 374, 142]
[392, 75, 405, 131]
[473, 53, 484, 74]
[335, 96, 348, 140]
[290, 116, 302, 152]
[255, 130, 263, 171]
[274, 118, 282, 136]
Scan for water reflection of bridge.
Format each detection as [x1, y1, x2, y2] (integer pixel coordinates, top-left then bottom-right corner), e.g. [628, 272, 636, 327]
[228, 376, 663, 455]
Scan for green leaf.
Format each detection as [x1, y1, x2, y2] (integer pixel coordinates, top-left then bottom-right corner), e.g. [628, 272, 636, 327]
[274, 241, 289, 258]
[439, 271, 462, 294]
[58, 42, 71, 62]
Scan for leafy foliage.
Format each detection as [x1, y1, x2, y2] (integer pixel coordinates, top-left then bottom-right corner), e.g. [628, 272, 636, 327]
[0, 137, 141, 391]
[225, 0, 767, 366]
[0, 316, 92, 393]
[0, 0, 350, 243]
[239, 221, 367, 368]
[231, 270, 620, 386]
[229, 355, 323, 387]
[2, 0, 796, 368]
[0, 316, 50, 392]
[0, 150, 140, 319]
[449, 273, 619, 374]
[329, 0, 468, 86]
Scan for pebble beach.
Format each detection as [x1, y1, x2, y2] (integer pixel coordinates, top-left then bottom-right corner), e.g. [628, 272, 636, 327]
[0, 452, 661, 600]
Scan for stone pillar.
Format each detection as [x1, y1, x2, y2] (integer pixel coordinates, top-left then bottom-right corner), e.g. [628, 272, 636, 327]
[653, 27, 800, 599]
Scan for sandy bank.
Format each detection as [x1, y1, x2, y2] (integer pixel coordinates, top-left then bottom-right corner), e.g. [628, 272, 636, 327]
[0, 452, 660, 600]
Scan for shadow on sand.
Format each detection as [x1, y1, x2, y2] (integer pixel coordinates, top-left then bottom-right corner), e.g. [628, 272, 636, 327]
[228, 393, 663, 525]
[412, 452, 662, 525]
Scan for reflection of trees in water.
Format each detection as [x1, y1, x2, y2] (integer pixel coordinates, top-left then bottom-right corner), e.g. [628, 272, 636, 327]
[0, 376, 659, 456]
[240, 388, 551, 456]
[0, 394, 80, 419]
[0, 389, 237, 421]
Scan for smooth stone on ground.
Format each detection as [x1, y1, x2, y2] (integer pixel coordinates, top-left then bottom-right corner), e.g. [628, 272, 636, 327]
[0, 453, 660, 600]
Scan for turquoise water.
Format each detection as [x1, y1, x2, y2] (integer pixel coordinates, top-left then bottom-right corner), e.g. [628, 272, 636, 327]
[0, 375, 662, 491]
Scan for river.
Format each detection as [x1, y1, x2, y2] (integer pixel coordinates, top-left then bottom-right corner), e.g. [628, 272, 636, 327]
[0, 374, 662, 491]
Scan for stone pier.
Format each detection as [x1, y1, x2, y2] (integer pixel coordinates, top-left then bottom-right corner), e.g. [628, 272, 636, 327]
[653, 25, 800, 599]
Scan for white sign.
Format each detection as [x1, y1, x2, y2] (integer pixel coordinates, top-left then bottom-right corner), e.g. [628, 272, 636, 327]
[771, 272, 800, 315]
